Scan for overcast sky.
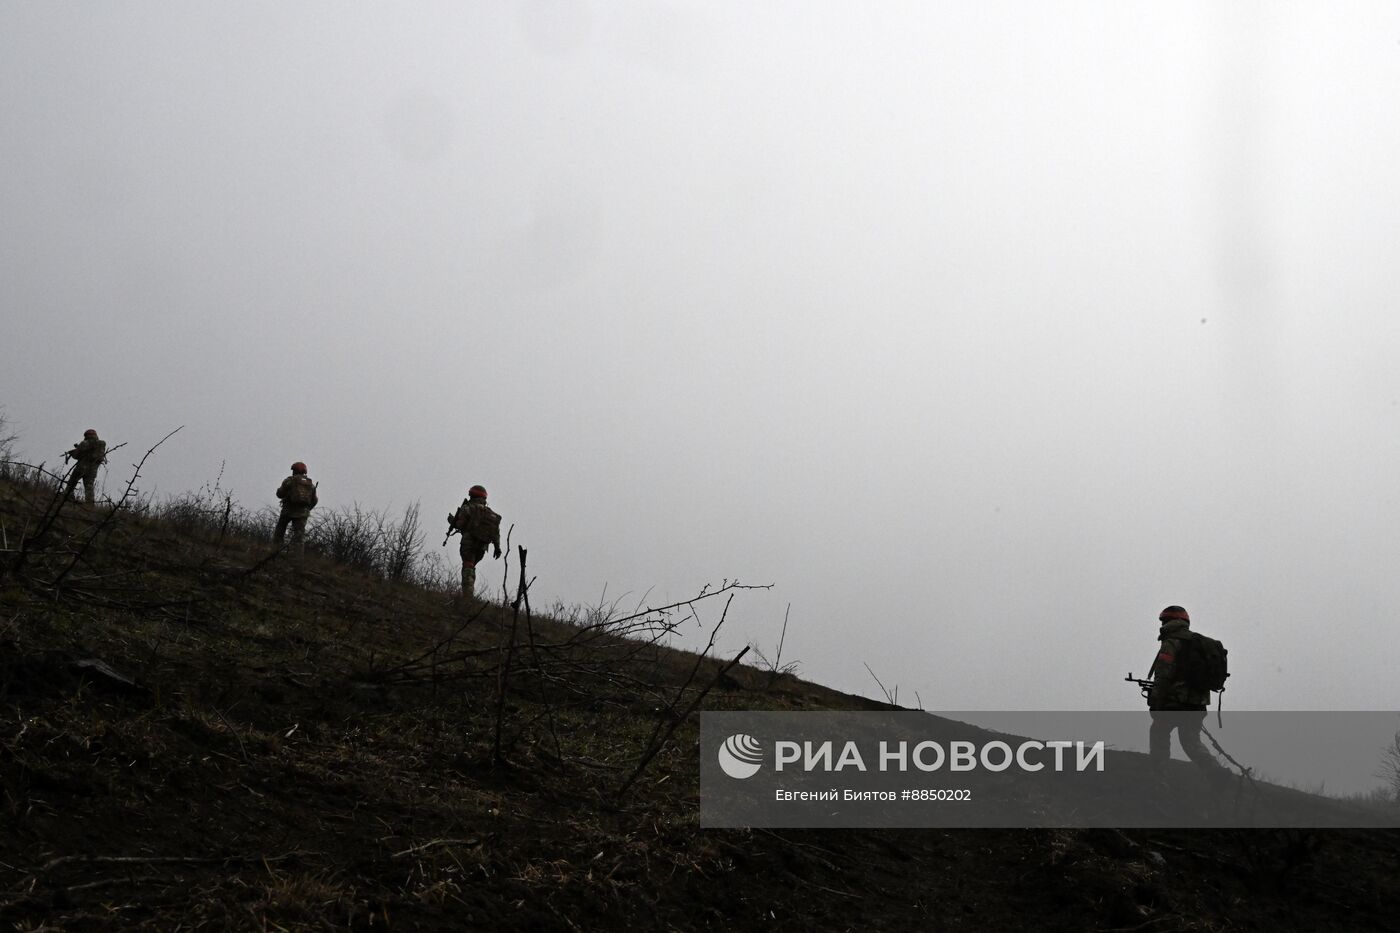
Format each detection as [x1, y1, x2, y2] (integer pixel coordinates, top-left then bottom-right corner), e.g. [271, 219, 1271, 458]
[5, 2, 1400, 711]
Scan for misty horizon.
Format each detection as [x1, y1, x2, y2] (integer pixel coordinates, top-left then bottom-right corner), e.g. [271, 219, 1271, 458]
[6, 2, 1400, 710]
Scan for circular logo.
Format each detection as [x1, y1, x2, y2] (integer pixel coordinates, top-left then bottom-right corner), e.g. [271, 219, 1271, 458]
[718, 733, 763, 779]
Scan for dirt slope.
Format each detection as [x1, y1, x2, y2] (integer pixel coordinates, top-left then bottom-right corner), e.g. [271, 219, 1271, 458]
[2, 481, 1399, 931]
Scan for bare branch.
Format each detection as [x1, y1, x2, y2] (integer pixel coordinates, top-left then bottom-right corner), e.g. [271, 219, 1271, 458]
[863, 662, 899, 707]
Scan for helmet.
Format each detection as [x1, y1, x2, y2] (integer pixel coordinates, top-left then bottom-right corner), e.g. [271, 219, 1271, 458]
[468, 484, 487, 499]
[83, 429, 97, 437]
[1159, 605, 1189, 623]
[291, 462, 307, 474]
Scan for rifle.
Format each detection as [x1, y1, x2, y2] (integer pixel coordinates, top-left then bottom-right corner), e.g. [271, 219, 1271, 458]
[1125, 673, 1154, 698]
[442, 512, 459, 548]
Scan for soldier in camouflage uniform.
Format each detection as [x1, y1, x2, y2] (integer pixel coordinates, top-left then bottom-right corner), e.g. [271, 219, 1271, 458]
[273, 462, 318, 558]
[62, 429, 106, 505]
[1147, 606, 1230, 787]
[447, 484, 501, 597]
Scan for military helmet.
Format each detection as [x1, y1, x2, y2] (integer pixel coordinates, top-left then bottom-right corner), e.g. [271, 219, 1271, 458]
[468, 484, 487, 499]
[83, 429, 97, 437]
[1159, 605, 1189, 622]
[291, 461, 308, 474]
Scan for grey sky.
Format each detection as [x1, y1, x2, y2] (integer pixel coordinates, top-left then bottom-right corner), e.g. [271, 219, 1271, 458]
[5, 2, 1400, 710]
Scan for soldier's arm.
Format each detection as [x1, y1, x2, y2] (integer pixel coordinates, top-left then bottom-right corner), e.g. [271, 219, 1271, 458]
[1147, 638, 1180, 708]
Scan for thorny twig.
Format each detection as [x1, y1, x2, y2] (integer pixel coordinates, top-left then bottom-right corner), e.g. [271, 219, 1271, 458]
[376, 580, 771, 685]
[492, 545, 528, 767]
[618, 642, 752, 797]
[515, 551, 561, 760]
[617, 593, 741, 796]
[500, 522, 514, 606]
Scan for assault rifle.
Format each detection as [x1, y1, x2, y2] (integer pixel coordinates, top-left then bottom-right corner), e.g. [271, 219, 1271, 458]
[441, 513, 460, 548]
[1124, 673, 1154, 698]
[1128, 668, 1228, 725]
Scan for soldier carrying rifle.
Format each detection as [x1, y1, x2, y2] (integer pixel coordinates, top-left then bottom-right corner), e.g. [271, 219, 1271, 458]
[62, 428, 106, 505]
[444, 484, 501, 598]
[1128, 605, 1232, 789]
[273, 461, 318, 559]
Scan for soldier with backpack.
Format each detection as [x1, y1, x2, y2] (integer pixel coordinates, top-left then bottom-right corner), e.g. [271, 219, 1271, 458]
[1146, 605, 1231, 788]
[62, 428, 106, 505]
[446, 484, 501, 598]
[273, 461, 318, 558]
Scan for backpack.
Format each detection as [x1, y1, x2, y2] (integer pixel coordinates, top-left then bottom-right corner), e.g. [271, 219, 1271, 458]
[1177, 631, 1229, 692]
[454, 501, 500, 542]
[73, 439, 106, 466]
[286, 475, 316, 506]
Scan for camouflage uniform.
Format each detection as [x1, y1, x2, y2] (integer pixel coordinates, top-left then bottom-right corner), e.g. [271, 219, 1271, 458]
[274, 472, 318, 557]
[1147, 616, 1229, 787]
[450, 497, 501, 597]
[63, 433, 106, 505]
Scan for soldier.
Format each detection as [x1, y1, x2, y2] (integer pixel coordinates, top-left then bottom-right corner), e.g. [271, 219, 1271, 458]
[1146, 605, 1231, 788]
[447, 484, 501, 598]
[273, 462, 318, 558]
[62, 428, 107, 505]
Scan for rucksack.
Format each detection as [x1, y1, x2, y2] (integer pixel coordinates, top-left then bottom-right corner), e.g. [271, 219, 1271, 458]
[1177, 631, 1229, 692]
[286, 476, 316, 506]
[453, 501, 500, 542]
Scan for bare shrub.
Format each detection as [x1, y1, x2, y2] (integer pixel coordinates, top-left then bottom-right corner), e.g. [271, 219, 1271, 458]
[303, 502, 441, 583]
[156, 466, 277, 546]
[0, 409, 53, 489]
[751, 603, 800, 687]
[1378, 729, 1400, 805]
[307, 504, 388, 573]
[412, 547, 457, 594]
[0, 407, 17, 476]
[383, 502, 424, 583]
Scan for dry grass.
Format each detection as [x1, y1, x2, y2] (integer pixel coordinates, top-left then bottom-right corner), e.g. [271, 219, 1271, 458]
[3, 470, 1400, 931]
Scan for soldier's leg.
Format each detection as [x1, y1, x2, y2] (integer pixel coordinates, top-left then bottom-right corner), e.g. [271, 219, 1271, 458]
[290, 516, 307, 558]
[1177, 711, 1230, 787]
[273, 513, 290, 544]
[461, 559, 477, 597]
[82, 470, 96, 505]
[63, 470, 81, 501]
[1148, 712, 1175, 767]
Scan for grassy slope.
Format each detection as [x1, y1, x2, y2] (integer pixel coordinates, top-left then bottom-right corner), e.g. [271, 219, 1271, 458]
[2, 479, 1399, 931]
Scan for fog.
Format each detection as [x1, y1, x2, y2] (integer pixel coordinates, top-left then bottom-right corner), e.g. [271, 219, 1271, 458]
[5, 2, 1400, 710]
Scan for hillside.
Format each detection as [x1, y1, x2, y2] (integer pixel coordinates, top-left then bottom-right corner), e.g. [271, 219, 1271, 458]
[3, 474, 1400, 931]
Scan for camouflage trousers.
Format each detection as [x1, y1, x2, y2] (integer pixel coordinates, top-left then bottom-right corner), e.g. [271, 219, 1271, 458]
[64, 467, 97, 505]
[274, 513, 308, 558]
[460, 543, 488, 597]
[1149, 710, 1230, 787]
